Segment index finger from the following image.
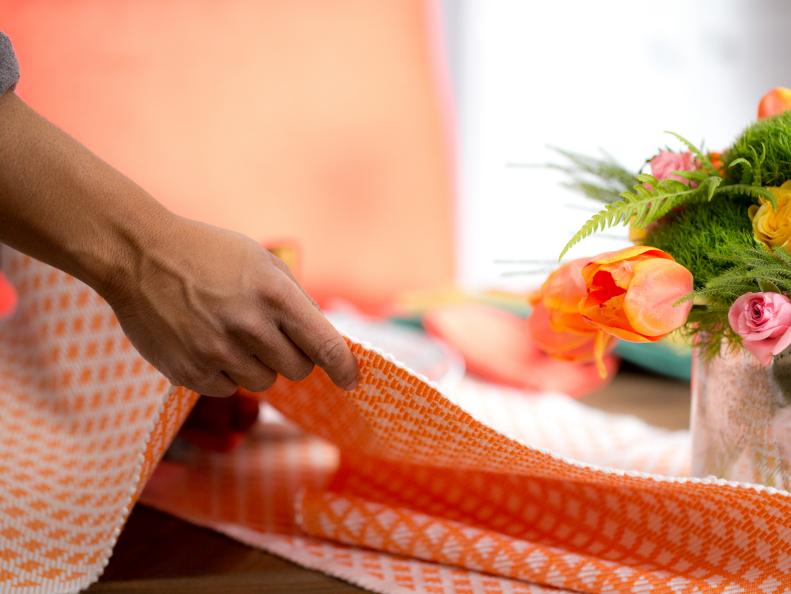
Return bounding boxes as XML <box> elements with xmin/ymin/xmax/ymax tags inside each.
<box><xmin>276</xmin><ymin>283</ymin><xmax>359</xmax><ymax>390</ymax></box>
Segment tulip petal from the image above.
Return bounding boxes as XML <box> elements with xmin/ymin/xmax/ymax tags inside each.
<box><xmin>549</xmin><ymin>310</ymin><xmax>597</xmax><ymax>335</ymax></box>
<box><xmin>542</xmin><ymin>258</ymin><xmax>589</xmax><ymax>313</ymax></box>
<box><xmin>604</xmin><ymin>260</ymin><xmax>636</xmax><ymax>290</ymax></box>
<box><xmin>580</xmin><ymin>288</ymin><xmax>651</xmax><ymax>341</ymax></box>
<box><xmin>528</xmin><ymin>303</ymin><xmax>601</xmax><ymax>361</ymax></box>
<box><xmin>587</xmin><ymin>270</ymin><xmax>627</xmax><ymax>303</ymax></box>
<box><xmin>593</xmin><ymin>330</ymin><xmax>611</xmax><ymax>378</ymax></box>
<box><xmin>757</xmin><ymin>87</ymin><xmax>791</xmax><ymax>120</ymax></box>
<box><xmin>623</xmin><ymin>258</ymin><xmax>693</xmax><ymax>338</ymax></box>
<box><xmin>585</xmin><ymin>321</ymin><xmax>652</xmax><ymax>342</ymax></box>
<box><xmin>582</xmin><ymin>246</ymin><xmax>671</xmax><ymax>281</ymax></box>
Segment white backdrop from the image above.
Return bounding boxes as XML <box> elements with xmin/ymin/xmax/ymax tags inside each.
<box><xmin>445</xmin><ymin>0</ymin><xmax>791</xmax><ymax>291</ymax></box>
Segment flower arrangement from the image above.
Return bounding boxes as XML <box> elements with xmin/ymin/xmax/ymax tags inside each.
<box><xmin>531</xmin><ymin>87</ymin><xmax>791</xmax><ymax>373</ymax></box>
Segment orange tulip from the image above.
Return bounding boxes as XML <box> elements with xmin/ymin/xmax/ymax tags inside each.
<box><xmin>579</xmin><ymin>246</ymin><xmax>693</xmax><ymax>342</ymax></box>
<box><xmin>528</xmin><ymin>259</ymin><xmax>616</xmax><ymax>376</ymax></box>
<box><xmin>757</xmin><ymin>87</ymin><xmax>791</xmax><ymax>120</ymax></box>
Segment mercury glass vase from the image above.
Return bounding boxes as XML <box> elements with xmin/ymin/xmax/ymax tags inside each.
<box><xmin>691</xmin><ymin>346</ymin><xmax>791</xmax><ymax>490</ymax></box>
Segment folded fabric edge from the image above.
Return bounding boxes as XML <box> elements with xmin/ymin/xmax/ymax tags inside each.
<box><xmin>295</xmin><ymin>489</ymin><xmax>734</xmax><ymax>594</ymax></box>
<box><xmin>339</xmin><ymin>335</ymin><xmax>791</xmax><ymax>498</ymax></box>
<box><xmin>72</xmin><ymin>385</ymin><xmax>198</xmax><ymax>594</ymax></box>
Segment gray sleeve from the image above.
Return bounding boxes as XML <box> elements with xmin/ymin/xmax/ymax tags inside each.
<box><xmin>0</xmin><ymin>33</ymin><xmax>20</xmax><ymax>96</ymax></box>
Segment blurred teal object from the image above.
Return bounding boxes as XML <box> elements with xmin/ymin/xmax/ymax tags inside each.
<box><xmin>389</xmin><ymin>314</ymin><xmax>425</xmax><ymax>331</ymax></box>
<box><xmin>614</xmin><ymin>340</ymin><xmax>691</xmax><ymax>381</ymax></box>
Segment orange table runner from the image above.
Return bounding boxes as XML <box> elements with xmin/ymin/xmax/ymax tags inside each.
<box><xmin>0</xmin><ymin>250</ymin><xmax>789</xmax><ymax>593</ymax></box>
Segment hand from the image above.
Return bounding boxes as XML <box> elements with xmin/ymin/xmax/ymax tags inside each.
<box><xmin>0</xmin><ymin>92</ymin><xmax>358</xmax><ymax>395</ymax></box>
<box><xmin>102</xmin><ymin>215</ymin><xmax>358</xmax><ymax>396</ymax></box>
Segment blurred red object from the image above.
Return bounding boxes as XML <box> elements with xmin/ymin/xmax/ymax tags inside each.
<box><xmin>180</xmin><ymin>389</ymin><xmax>261</xmax><ymax>452</ymax></box>
<box><xmin>0</xmin><ymin>273</ymin><xmax>17</xmax><ymax>319</ymax></box>
<box><xmin>424</xmin><ymin>303</ymin><xmax>618</xmax><ymax>397</ymax></box>
<box><xmin>757</xmin><ymin>87</ymin><xmax>791</xmax><ymax>119</ymax></box>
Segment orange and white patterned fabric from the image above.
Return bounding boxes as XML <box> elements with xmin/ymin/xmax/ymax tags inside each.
<box><xmin>0</xmin><ymin>249</ymin><xmax>790</xmax><ymax>593</ymax></box>
<box><xmin>0</xmin><ymin>250</ymin><xmax>197</xmax><ymax>593</ymax></box>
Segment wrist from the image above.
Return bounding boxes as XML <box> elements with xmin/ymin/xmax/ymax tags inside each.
<box><xmin>72</xmin><ymin>193</ymin><xmax>176</xmax><ymax>303</ymax></box>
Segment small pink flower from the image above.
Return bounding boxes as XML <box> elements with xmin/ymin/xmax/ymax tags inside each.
<box><xmin>728</xmin><ymin>292</ymin><xmax>791</xmax><ymax>364</ymax></box>
<box><xmin>650</xmin><ymin>150</ymin><xmax>699</xmax><ymax>185</ymax></box>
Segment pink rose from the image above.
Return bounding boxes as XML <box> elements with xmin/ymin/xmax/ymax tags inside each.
<box><xmin>728</xmin><ymin>292</ymin><xmax>791</xmax><ymax>365</ymax></box>
<box><xmin>650</xmin><ymin>150</ymin><xmax>699</xmax><ymax>185</ymax></box>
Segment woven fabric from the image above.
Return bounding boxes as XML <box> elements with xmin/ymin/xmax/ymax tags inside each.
<box><xmin>140</xmin><ymin>381</ymin><xmax>690</xmax><ymax>594</ymax></box>
<box><xmin>0</xmin><ymin>249</ymin><xmax>789</xmax><ymax>593</ymax></box>
<box><xmin>0</xmin><ymin>250</ymin><xmax>197</xmax><ymax>593</ymax></box>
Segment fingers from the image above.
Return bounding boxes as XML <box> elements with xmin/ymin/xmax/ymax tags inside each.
<box><xmin>276</xmin><ymin>284</ymin><xmax>358</xmax><ymax>390</ymax></box>
<box><xmin>269</xmin><ymin>254</ymin><xmax>319</xmax><ymax>309</ymax></box>
<box><xmin>242</xmin><ymin>327</ymin><xmax>315</xmax><ymax>382</ymax></box>
<box><xmin>192</xmin><ymin>371</ymin><xmax>238</xmax><ymax>398</ymax></box>
<box><xmin>172</xmin><ymin>248</ymin><xmax>356</xmax><ymax>395</ymax></box>
<box><xmin>176</xmin><ymin>349</ymin><xmax>276</xmax><ymax>396</ymax></box>
<box><xmin>221</xmin><ymin>353</ymin><xmax>278</xmax><ymax>393</ymax></box>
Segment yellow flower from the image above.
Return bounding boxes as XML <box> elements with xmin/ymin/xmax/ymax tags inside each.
<box><xmin>749</xmin><ymin>181</ymin><xmax>791</xmax><ymax>249</ymax></box>
<box><xmin>628</xmin><ymin>220</ymin><xmax>647</xmax><ymax>243</ymax></box>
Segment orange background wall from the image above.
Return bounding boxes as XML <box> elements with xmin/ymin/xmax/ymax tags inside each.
<box><xmin>0</xmin><ymin>0</ymin><xmax>455</xmax><ymax>310</ymax></box>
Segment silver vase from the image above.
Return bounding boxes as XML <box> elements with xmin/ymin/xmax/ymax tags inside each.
<box><xmin>691</xmin><ymin>346</ymin><xmax>791</xmax><ymax>489</ymax></box>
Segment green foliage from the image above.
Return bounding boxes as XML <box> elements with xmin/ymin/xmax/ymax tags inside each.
<box><xmin>546</xmin><ymin>147</ymin><xmax>635</xmax><ymax>204</ymax></box>
<box><xmin>714</xmin><ymin>182</ymin><xmax>776</xmax><ymax>207</ymax></box>
<box><xmin>695</xmin><ymin>245</ymin><xmax>791</xmax><ymax>301</ymax></box>
<box><xmin>686</xmin><ymin>245</ymin><xmax>791</xmax><ymax>357</ymax></box>
<box><xmin>643</xmin><ymin>198</ymin><xmax>755</xmax><ymax>289</ymax></box>
<box><xmin>551</xmin><ymin>122</ymin><xmax>791</xmax><ymax>357</ymax></box>
<box><xmin>684</xmin><ymin>304</ymin><xmax>740</xmax><ymax>361</ymax></box>
<box><xmin>725</xmin><ymin>111</ymin><xmax>791</xmax><ymax>187</ymax></box>
<box><xmin>558</xmin><ymin>133</ymin><xmax>775</xmax><ymax>259</ymax></box>
<box><xmin>559</xmin><ymin>173</ymin><xmax>726</xmax><ymax>259</ymax></box>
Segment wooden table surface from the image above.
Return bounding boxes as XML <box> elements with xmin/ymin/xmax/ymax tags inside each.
<box><xmin>87</xmin><ymin>364</ymin><xmax>691</xmax><ymax>594</ymax></box>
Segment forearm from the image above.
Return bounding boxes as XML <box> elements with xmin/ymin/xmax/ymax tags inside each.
<box><xmin>0</xmin><ymin>35</ymin><xmax>358</xmax><ymax>395</ymax></box>
<box><xmin>0</xmin><ymin>91</ymin><xmax>173</xmax><ymax>295</ymax></box>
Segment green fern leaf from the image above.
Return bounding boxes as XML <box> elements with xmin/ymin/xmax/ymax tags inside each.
<box><xmin>546</xmin><ymin>147</ymin><xmax>637</xmax><ymax>205</ymax></box>
<box><xmin>665</xmin><ymin>131</ymin><xmax>718</xmax><ymax>175</ymax></box>
<box><xmin>559</xmin><ymin>179</ymin><xmax>702</xmax><ymax>259</ymax></box>
<box><xmin>758</xmin><ymin>279</ymin><xmax>782</xmax><ymax>293</ymax></box>
<box><xmin>727</xmin><ymin>157</ymin><xmax>753</xmax><ymax>185</ymax></box>
<box><xmin>715</xmin><ymin>184</ymin><xmax>775</xmax><ymax>207</ymax></box>
<box><xmin>705</xmin><ymin>176</ymin><xmax>722</xmax><ymax>201</ymax></box>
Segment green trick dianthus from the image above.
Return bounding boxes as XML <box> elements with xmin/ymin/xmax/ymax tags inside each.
<box><xmin>643</xmin><ymin>197</ymin><xmax>756</xmax><ymax>289</ymax></box>
<box><xmin>725</xmin><ymin>111</ymin><xmax>791</xmax><ymax>187</ymax></box>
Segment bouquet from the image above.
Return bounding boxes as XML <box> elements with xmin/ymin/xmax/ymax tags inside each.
<box><xmin>530</xmin><ymin>88</ymin><xmax>791</xmax><ymax>374</ymax></box>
